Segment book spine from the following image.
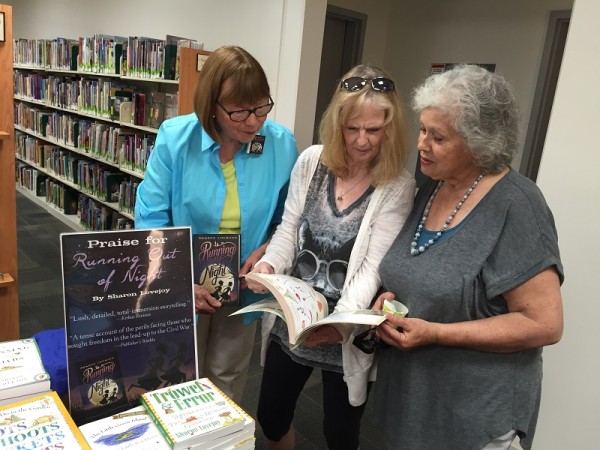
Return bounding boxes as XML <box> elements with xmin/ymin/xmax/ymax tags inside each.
<box><xmin>140</xmin><ymin>396</ymin><xmax>176</xmax><ymax>449</ymax></box>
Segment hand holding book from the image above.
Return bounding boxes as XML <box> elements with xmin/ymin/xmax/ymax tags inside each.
<box><xmin>233</xmin><ymin>273</ymin><xmax>393</xmax><ymax>347</ymax></box>
<box><xmin>245</xmin><ymin>261</ymin><xmax>275</xmax><ymax>294</ymax></box>
<box><xmin>194</xmin><ymin>283</ymin><xmax>222</xmax><ymax>314</ymax></box>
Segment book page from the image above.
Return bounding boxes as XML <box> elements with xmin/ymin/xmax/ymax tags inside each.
<box><xmin>295</xmin><ymin>309</ymin><xmax>386</xmax><ymax>345</ymax></box>
<box><xmin>243</xmin><ymin>273</ymin><xmax>328</xmax><ymax>343</ymax></box>
<box><xmin>229</xmin><ymin>298</ymin><xmax>287</xmax><ymax>321</ymax></box>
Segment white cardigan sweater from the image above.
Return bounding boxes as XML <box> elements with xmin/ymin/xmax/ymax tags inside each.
<box><xmin>259</xmin><ymin>145</ymin><xmax>415</xmax><ymax>406</ymax></box>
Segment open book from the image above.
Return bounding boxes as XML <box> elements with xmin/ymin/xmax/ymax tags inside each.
<box><xmin>232</xmin><ymin>273</ymin><xmax>388</xmax><ymax>346</ymax></box>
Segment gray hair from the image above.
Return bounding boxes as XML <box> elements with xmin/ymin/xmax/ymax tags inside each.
<box><xmin>411</xmin><ymin>64</ymin><xmax>520</xmax><ymax>173</ymax></box>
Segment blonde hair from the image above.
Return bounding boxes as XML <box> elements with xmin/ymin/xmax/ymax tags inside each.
<box><xmin>319</xmin><ymin>65</ymin><xmax>408</xmax><ymax>186</ymax></box>
<box><xmin>193</xmin><ymin>46</ymin><xmax>270</xmax><ymax>143</ymax></box>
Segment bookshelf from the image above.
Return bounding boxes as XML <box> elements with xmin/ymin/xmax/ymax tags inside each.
<box><xmin>13</xmin><ymin>36</ymin><xmax>210</xmax><ymax>231</ymax></box>
<box><xmin>0</xmin><ymin>4</ymin><xmax>19</xmax><ymax>340</ymax></box>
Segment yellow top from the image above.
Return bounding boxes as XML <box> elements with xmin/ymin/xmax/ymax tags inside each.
<box><xmin>220</xmin><ymin>160</ymin><xmax>241</xmax><ymax>234</ymax></box>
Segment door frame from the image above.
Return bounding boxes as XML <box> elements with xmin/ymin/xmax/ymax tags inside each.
<box><xmin>520</xmin><ymin>10</ymin><xmax>571</xmax><ymax>181</ymax></box>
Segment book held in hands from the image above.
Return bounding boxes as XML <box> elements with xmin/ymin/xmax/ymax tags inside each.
<box><xmin>193</xmin><ymin>234</ymin><xmax>241</xmax><ymax>306</ymax></box>
<box><xmin>233</xmin><ymin>273</ymin><xmax>394</xmax><ymax>346</ymax></box>
<box><xmin>0</xmin><ymin>338</ymin><xmax>51</xmax><ymax>405</ymax></box>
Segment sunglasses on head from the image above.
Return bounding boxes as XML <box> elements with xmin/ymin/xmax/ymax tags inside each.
<box><xmin>341</xmin><ymin>77</ymin><xmax>395</xmax><ymax>93</ymax></box>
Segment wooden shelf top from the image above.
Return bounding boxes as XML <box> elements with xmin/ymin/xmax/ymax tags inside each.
<box><xmin>0</xmin><ymin>273</ymin><xmax>15</xmax><ymax>287</ymax></box>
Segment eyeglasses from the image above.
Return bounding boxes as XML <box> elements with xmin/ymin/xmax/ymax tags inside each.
<box><xmin>341</xmin><ymin>77</ymin><xmax>395</xmax><ymax>92</ymax></box>
<box><xmin>352</xmin><ymin>328</ymin><xmax>390</xmax><ymax>354</ymax></box>
<box><xmin>216</xmin><ymin>97</ymin><xmax>274</xmax><ymax>122</ymax></box>
<box><xmin>294</xmin><ymin>249</ymin><xmax>348</xmax><ymax>291</ymax></box>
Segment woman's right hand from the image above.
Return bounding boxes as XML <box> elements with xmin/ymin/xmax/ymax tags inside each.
<box><xmin>194</xmin><ymin>284</ymin><xmax>222</xmax><ymax>314</ymax></box>
<box><xmin>245</xmin><ymin>262</ymin><xmax>275</xmax><ymax>294</ymax></box>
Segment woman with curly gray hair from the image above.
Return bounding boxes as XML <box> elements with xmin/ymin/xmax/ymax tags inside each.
<box><xmin>372</xmin><ymin>64</ymin><xmax>564</xmax><ymax>450</ymax></box>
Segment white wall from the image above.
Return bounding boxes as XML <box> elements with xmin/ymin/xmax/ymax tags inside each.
<box><xmin>4</xmin><ymin>0</ymin><xmax>325</xmax><ymax>151</ymax></box>
<box><xmin>535</xmin><ymin>0</ymin><xmax>600</xmax><ymax>447</ymax></box>
<box><xmin>384</xmin><ymin>0</ymin><xmax>573</xmax><ymax>176</ymax></box>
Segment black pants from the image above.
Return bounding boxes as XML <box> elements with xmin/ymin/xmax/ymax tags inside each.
<box><xmin>257</xmin><ymin>341</ymin><xmax>369</xmax><ymax>450</ymax></box>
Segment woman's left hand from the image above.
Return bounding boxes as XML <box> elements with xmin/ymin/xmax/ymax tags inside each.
<box><xmin>377</xmin><ymin>316</ymin><xmax>437</xmax><ymax>351</ymax></box>
<box><xmin>303</xmin><ymin>326</ymin><xmax>343</xmax><ymax>347</ymax></box>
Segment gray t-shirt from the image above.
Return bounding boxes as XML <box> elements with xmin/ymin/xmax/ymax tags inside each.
<box><xmin>376</xmin><ymin>170</ymin><xmax>563</xmax><ymax>450</ymax></box>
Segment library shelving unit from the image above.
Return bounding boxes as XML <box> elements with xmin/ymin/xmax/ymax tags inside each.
<box><xmin>0</xmin><ymin>4</ymin><xmax>19</xmax><ymax>340</ymax></box>
<box><xmin>12</xmin><ymin>36</ymin><xmax>210</xmax><ymax>231</ymax></box>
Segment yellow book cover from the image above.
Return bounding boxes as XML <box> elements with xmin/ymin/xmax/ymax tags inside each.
<box><xmin>0</xmin><ymin>391</ymin><xmax>90</xmax><ymax>449</ymax></box>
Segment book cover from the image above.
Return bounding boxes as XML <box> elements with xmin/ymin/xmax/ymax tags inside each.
<box><xmin>71</xmin><ymin>352</ymin><xmax>130</xmax><ymax>424</ymax></box>
<box><xmin>148</xmin><ymin>92</ymin><xmax>165</xmax><ymax>129</ymax></box>
<box><xmin>109</xmin><ymin>89</ymin><xmax>134</xmax><ymax>120</ymax></box>
<box><xmin>103</xmin><ymin>172</ymin><xmax>126</xmax><ymax>203</ymax></box>
<box><xmin>0</xmin><ymin>391</ymin><xmax>91</xmax><ymax>449</ymax></box>
<box><xmin>163</xmin><ymin>93</ymin><xmax>178</xmax><ymax>121</ymax></box>
<box><xmin>61</xmin><ymin>227</ymin><xmax>197</xmax><ymax>426</ymax></box>
<box><xmin>79</xmin><ymin>405</ymin><xmax>170</xmax><ymax>449</ymax></box>
<box><xmin>0</xmin><ymin>338</ymin><xmax>50</xmax><ymax>404</ymax></box>
<box><xmin>193</xmin><ymin>234</ymin><xmax>240</xmax><ymax>306</ymax></box>
<box><xmin>139</xmin><ymin>378</ymin><xmax>246</xmax><ymax>449</ymax></box>
<box><xmin>234</xmin><ymin>273</ymin><xmax>397</xmax><ymax>346</ymax></box>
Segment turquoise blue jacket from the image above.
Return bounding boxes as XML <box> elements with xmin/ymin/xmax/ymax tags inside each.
<box><xmin>135</xmin><ymin>113</ymin><xmax>298</xmax><ymax>310</ymax></box>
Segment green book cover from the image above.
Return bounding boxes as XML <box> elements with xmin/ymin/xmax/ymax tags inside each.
<box><xmin>140</xmin><ymin>378</ymin><xmax>246</xmax><ymax>449</ymax></box>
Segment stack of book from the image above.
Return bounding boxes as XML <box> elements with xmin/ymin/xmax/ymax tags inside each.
<box><xmin>0</xmin><ymin>391</ymin><xmax>91</xmax><ymax>449</ymax></box>
<box><xmin>140</xmin><ymin>378</ymin><xmax>255</xmax><ymax>449</ymax></box>
<box><xmin>79</xmin><ymin>405</ymin><xmax>174</xmax><ymax>449</ymax></box>
<box><xmin>0</xmin><ymin>338</ymin><xmax>51</xmax><ymax>405</ymax></box>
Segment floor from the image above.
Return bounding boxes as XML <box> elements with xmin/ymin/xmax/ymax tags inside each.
<box><xmin>16</xmin><ymin>190</ymin><xmax>386</xmax><ymax>449</ymax></box>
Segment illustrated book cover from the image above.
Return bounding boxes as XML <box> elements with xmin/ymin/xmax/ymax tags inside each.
<box><xmin>61</xmin><ymin>227</ymin><xmax>197</xmax><ymax>426</ymax></box>
<box><xmin>233</xmin><ymin>273</ymin><xmax>391</xmax><ymax>346</ymax></box>
<box><xmin>78</xmin><ymin>405</ymin><xmax>171</xmax><ymax>449</ymax></box>
<box><xmin>139</xmin><ymin>378</ymin><xmax>247</xmax><ymax>449</ymax></box>
<box><xmin>193</xmin><ymin>234</ymin><xmax>240</xmax><ymax>306</ymax></box>
<box><xmin>0</xmin><ymin>338</ymin><xmax>51</xmax><ymax>404</ymax></box>
<box><xmin>0</xmin><ymin>391</ymin><xmax>90</xmax><ymax>449</ymax></box>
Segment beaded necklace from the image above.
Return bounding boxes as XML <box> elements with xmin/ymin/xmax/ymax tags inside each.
<box><xmin>410</xmin><ymin>172</ymin><xmax>486</xmax><ymax>256</ymax></box>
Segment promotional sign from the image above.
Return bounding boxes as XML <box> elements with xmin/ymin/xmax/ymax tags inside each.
<box><xmin>61</xmin><ymin>227</ymin><xmax>196</xmax><ymax>425</ymax></box>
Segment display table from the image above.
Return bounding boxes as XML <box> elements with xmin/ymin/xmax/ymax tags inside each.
<box><xmin>33</xmin><ymin>328</ymin><xmax>68</xmax><ymax>398</ymax></box>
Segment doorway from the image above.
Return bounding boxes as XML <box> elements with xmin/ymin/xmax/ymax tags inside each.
<box><xmin>520</xmin><ymin>10</ymin><xmax>570</xmax><ymax>181</ymax></box>
<box><xmin>312</xmin><ymin>5</ymin><xmax>366</xmax><ymax>144</ymax></box>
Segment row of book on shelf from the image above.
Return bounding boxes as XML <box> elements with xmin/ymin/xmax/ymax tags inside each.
<box><xmin>16</xmin><ymin>161</ymin><xmax>136</xmax><ymax>231</ymax></box>
<box><xmin>14</xmin><ymin>70</ymin><xmax>179</xmax><ymax>131</ymax></box>
<box><xmin>0</xmin><ymin>337</ymin><xmax>254</xmax><ymax>449</ymax></box>
<box><xmin>15</xmin><ymin>104</ymin><xmax>156</xmax><ymax>174</ymax></box>
<box><xmin>13</xmin><ymin>34</ymin><xmax>204</xmax><ymax>80</ymax></box>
